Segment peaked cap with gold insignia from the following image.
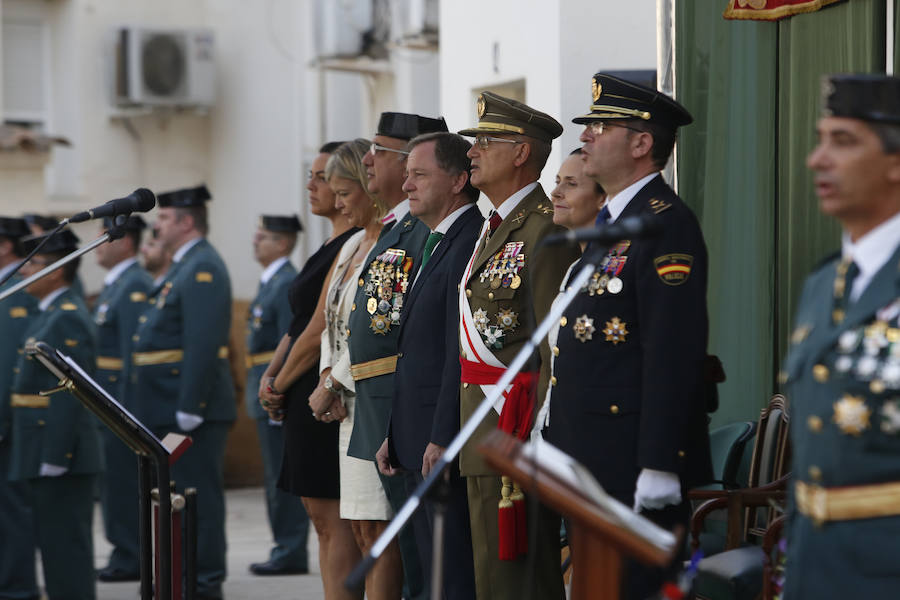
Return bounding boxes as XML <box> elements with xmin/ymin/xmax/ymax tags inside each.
<box><xmin>459</xmin><ymin>91</ymin><xmax>563</xmax><ymax>142</ymax></box>
<box><xmin>573</xmin><ymin>73</ymin><xmax>693</xmax><ymax>130</ymax></box>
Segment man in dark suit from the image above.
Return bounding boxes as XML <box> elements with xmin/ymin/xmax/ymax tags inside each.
<box><xmin>456</xmin><ymin>92</ymin><xmax>580</xmax><ymax>600</ymax></box>
<box><xmin>782</xmin><ymin>74</ymin><xmax>900</xmax><ymax>599</ymax></box>
<box><xmin>347</xmin><ymin>112</ymin><xmax>449</xmax><ymax>600</ymax></box>
<box><xmin>545</xmin><ymin>73</ymin><xmax>712</xmax><ymax>598</ymax></box>
<box><xmin>128</xmin><ymin>185</ymin><xmax>235</xmax><ymax>599</ymax></box>
<box><xmin>245</xmin><ymin>215</ymin><xmax>310</xmax><ymax>576</ymax></box>
<box><xmin>375</xmin><ymin>132</ymin><xmax>482</xmax><ymax>599</ymax></box>
<box><xmin>93</xmin><ymin>215</ymin><xmax>153</xmax><ymax>582</ymax></box>
<box><xmin>9</xmin><ymin>230</ymin><xmax>101</xmax><ymax>600</ymax></box>
<box><xmin>0</xmin><ymin>217</ymin><xmax>39</xmax><ymax>600</ymax></box>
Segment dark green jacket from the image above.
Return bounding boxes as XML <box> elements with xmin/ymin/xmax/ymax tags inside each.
<box><xmin>347</xmin><ymin>213</ymin><xmax>430</xmax><ymax>460</ymax></box>
<box><xmin>245</xmin><ymin>259</ymin><xmax>296</xmax><ymax>419</ymax></box>
<box><xmin>0</xmin><ymin>274</ymin><xmax>36</xmax><ymax>442</ymax></box>
<box><xmin>129</xmin><ymin>238</ymin><xmax>236</xmax><ymax>428</ymax></box>
<box><xmin>8</xmin><ymin>288</ymin><xmax>101</xmax><ymax>479</ymax></box>
<box><xmin>783</xmin><ymin>240</ymin><xmax>900</xmax><ymax>598</ymax></box>
<box><xmin>93</xmin><ymin>260</ymin><xmax>153</xmax><ymax>403</ymax></box>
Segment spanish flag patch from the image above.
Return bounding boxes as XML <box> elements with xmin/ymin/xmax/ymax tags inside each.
<box><xmin>654</xmin><ymin>253</ymin><xmax>693</xmax><ymax>286</ymax></box>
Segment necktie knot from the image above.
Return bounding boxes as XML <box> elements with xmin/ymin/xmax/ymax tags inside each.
<box><xmin>420</xmin><ymin>231</ymin><xmax>444</xmax><ymax>270</ymax></box>
<box><xmin>489</xmin><ymin>211</ymin><xmax>503</xmax><ymax>233</ymax></box>
<box><xmin>596</xmin><ymin>205</ymin><xmax>612</xmax><ymax>225</ymax></box>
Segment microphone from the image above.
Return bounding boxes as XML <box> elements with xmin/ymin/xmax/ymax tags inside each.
<box><xmin>542</xmin><ymin>215</ymin><xmax>663</xmax><ymax>246</ymax></box>
<box><xmin>65</xmin><ymin>188</ymin><xmax>156</xmax><ymax>224</ymax></box>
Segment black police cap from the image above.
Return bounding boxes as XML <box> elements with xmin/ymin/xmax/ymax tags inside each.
<box><xmin>573</xmin><ymin>73</ymin><xmax>693</xmax><ymax>130</ymax></box>
<box><xmin>0</xmin><ymin>217</ymin><xmax>30</xmax><ymax>239</ymax></box>
<box><xmin>102</xmin><ymin>215</ymin><xmax>147</xmax><ymax>232</ymax></box>
<box><xmin>20</xmin><ymin>229</ymin><xmax>80</xmax><ymax>255</ymax></box>
<box><xmin>157</xmin><ymin>184</ymin><xmax>212</xmax><ymax>208</ymax></box>
<box><xmin>376</xmin><ymin>112</ymin><xmax>448</xmax><ymax>141</ymax></box>
<box><xmin>822</xmin><ymin>74</ymin><xmax>900</xmax><ymax>124</ymax></box>
<box><xmin>259</xmin><ymin>214</ymin><xmax>303</xmax><ymax>233</ymax></box>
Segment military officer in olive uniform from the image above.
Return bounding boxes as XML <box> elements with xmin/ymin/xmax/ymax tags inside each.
<box><xmin>347</xmin><ymin>112</ymin><xmax>449</xmax><ymax>600</ymax></box>
<box><xmin>543</xmin><ymin>74</ymin><xmax>712</xmax><ymax>599</ymax></box>
<box><xmin>456</xmin><ymin>92</ymin><xmax>580</xmax><ymax>600</ymax></box>
<box><xmin>245</xmin><ymin>215</ymin><xmax>310</xmax><ymax>576</ymax></box>
<box><xmin>128</xmin><ymin>185</ymin><xmax>235</xmax><ymax>599</ymax></box>
<box><xmin>0</xmin><ymin>217</ymin><xmax>39</xmax><ymax>600</ymax></box>
<box><xmin>782</xmin><ymin>74</ymin><xmax>900</xmax><ymax>598</ymax></box>
<box><xmin>93</xmin><ymin>215</ymin><xmax>153</xmax><ymax>582</ymax></box>
<box><xmin>9</xmin><ymin>229</ymin><xmax>101</xmax><ymax>600</ymax></box>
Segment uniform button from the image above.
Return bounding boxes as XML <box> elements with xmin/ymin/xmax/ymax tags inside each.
<box><xmin>807</xmin><ymin>415</ymin><xmax>823</xmax><ymax>432</ymax></box>
<box><xmin>610</xmin><ymin>404</ymin><xmax>619</xmax><ymax>414</ymax></box>
<box><xmin>777</xmin><ymin>370</ymin><xmax>788</xmax><ymax>385</ymax></box>
<box><xmin>488</xmin><ymin>292</ymin><xmax>494</xmax><ymax>301</ymax></box>
<box><xmin>552</xmin><ymin>346</ymin><xmax>559</xmax><ymax>357</ymax></box>
<box><xmin>171</xmin><ymin>369</ymin><xmax>179</xmax><ymax>375</ymax></box>
<box><xmin>813</xmin><ymin>364</ymin><xmax>829</xmax><ymax>382</ymax></box>
<box><xmin>871</xmin><ymin>379</ymin><xmax>887</xmax><ymax>394</ymax></box>
<box><xmin>550</xmin><ymin>376</ymin><xmax>557</xmax><ymax>386</ymax></box>
<box><xmin>466</xmin><ymin>289</ymin><xmax>472</xmax><ymax>298</ymax></box>
<box><xmin>461</xmin><ymin>350</ymin><xmax>467</xmax><ymax>359</ymax></box>
<box><xmin>463</xmin><ymin>382</ymin><xmax>469</xmax><ymax>389</ymax></box>
<box><xmin>200</xmin><ymin>402</ymin><xmax>207</xmax><ymax>408</ymax></box>
<box><xmin>678</xmin><ymin>450</ymin><xmax>686</xmax><ymax>458</ymax></box>
<box><xmin>457</xmin><ymin>284</ymin><xmax>461</xmax><ymax>292</ymax></box>
<box><xmin>346</xmin><ymin>328</ymin><xmax>351</xmax><ymax>337</ymax></box>
<box><xmin>808</xmin><ymin>465</ymin><xmax>823</xmax><ymax>481</ymax></box>
<box><xmin>139</xmin><ymin>315</ymin><xmax>148</xmax><ymax>323</ymax></box>
<box><xmin>398</xmin><ymin>352</ymin><xmax>403</xmax><ymax>358</ymax></box>
<box><xmin>65</xmin><ymin>453</ymin><xmax>73</xmax><ymax>459</ymax></box>
<box><xmin>351</xmin><ymin>303</ymin><xmax>356</xmax><ymax>311</ymax></box>
<box><xmin>37</xmin><ymin>420</ymin><xmax>45</xmax><ymax>426</ymax></box>
<box><xmin>132</xmin><ymin>335</ymin><xmax>140</xmax><ymax>342</ymax></box>
<box><xmin>560</xmin><ymin>316</ymin><xmax>567</xmax><ymax>327</ymax></box>
<box><xmin>358</xmin><ymin>278</ymin><xmax>364</xmax><ymax>287</ymax></box>
<box><xmin>109</xmin><ymin>375</ymin><xmax>117</xmax><ymax>382</ymax></box>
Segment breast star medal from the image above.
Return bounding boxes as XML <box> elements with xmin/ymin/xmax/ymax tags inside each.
<box><xmin>603</xmin><ymin>317</ymin><xmax>628</xmax><ymax>345</ymax></box>
<box><xmin>497</xmin><ymin>309</ymin><xmax>519</xmax><ymax>332</ymax></box>
<box><xmin>370</xmin><ymin>313</ymin><xmax>391</xmax><ymax>335</ymax></box>
<box><xmin>483</xmin><ymin>326</ymin><xmax>505</xmax><ymax>350</ymax></box>
<box><xmin>573</xmin><ymin>315</ymin><xmax>595</xmax><ymax>343</ymax></box>
<box><xmin>832</xmin><ymin>394</ymin><xmax>871</xmax><ymax>436</ymax></box>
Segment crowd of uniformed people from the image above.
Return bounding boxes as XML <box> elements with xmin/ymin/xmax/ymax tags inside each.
<box><xmin>2</xmin><ymin>70</ymin><xmax>900</xmax><ymax>600</ymax></box>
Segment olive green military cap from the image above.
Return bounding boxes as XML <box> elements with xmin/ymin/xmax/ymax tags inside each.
<box><xmin>458</xmin><ymin>91</ymin><xmax>563</xmax><ymax>142</ymax></box>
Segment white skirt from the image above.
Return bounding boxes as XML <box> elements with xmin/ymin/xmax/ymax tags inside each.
<box><xmin>338</xmin><ymin>393</ymin><xmax>393</xmax><ymax>520</ymax></box>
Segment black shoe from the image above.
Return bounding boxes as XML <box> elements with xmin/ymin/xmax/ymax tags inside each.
<box><xmin>248</xmin><ymin>560</ymin><xmax>308</xmax><ymax>576</ymax></box>
<box><xmin>96</xmin><ymin>565</ymin><xmax>140</xmax><ymax>582</ymax></box>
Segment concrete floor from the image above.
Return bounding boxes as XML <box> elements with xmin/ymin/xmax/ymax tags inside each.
<box><xmin>86</xmin><ymin>487</ymin><xmax>326</xmax><ymax>600</ymax></box>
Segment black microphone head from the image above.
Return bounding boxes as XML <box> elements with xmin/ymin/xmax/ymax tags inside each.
<box><xmin>132</xmin><ymin>188</ymin><xmax>156</xmax><ymax>212</ymax></box>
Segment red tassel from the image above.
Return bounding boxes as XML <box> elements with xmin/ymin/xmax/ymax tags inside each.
<box><xmin>511</xmin><ymin>483</ymin><xmax>527</xmax><ymax>557</ymax></box>
<box><xmin>498</xmin><ymin>476</ymin><xmax>517</xmax><ymax>560</ymax></box>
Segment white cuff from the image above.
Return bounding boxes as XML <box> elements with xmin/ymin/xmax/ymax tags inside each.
<box><xmin>39</xmin><ymin>462</ymin><xmax>68</xmax><ymax>477</ymax></box>
<box><xmin>633</xmin><ymin>468</ymin><xmax>681</xmax><ymax>512</ymax></box>
<box><xmin>176</xmin><ymin>411</ymin><xmax>204</xmax><ymax>432</ymax></box>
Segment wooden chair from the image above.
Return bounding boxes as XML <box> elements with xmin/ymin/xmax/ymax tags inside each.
<box><xmin>690</xmin><ymin>394</ymin><xmax>791</xmax><ymax>600</ymax></box>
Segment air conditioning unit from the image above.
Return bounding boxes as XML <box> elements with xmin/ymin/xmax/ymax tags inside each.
<box><xmin>113</xmin><ymin>26</ymin><xmax>215</xmax><ymax>107</ymax></box>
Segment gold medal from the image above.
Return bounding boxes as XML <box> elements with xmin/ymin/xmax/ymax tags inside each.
<box><xmin>603</xmin><ymin>317</ymin><xmax>628</xmax><ymax>345</ymax></box>
<box><xmin>510</xmin><ymin>275</ymin><xmax>521</xmax><ymax>290</ymax></box>
<box><xmin>367</xmin><ymin>297</ymin><xmax>378</xmax><ymax>314</ymax></box>
<box><xmin>370</xmin><ymin>314</ymin><xmax>391</xmax><ymax>335</ymax></box>
<box><xmin>491</xmin><ymin>278</ymin><xmax>501</xmax><ymax>290</ymax></box>
<box><xmin>832</xmin><ymin>394</ymin><xmax>871</xmax><ymax>435</ymax></box>
<box><xmin>573</xmin><ymin>315</ymin><xmax>595</xmax><ymax>343</ymax></box>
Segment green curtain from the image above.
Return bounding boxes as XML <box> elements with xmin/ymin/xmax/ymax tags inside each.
<box><xmin>676</xmin><ymin>6</ymin><xmax>778</xmax><ymax>427</ymax></box>
<box><xmin>775</xmin><ymin>1</ymin><xmax>886</xmax><ymax>362</ymax></box>
<box><xmin>676</xmin><ymin>0</ymin><xmax>886</xmax><ymax>427</ymax></box>
<box><xmin>896</xmin><ymin>0</ymin><xmax>900</xmax><ymax>69</ymax></box>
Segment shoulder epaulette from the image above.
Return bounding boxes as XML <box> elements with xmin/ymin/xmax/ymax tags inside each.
<box><xmin>60</xmin><ymin>302</ymin><xmax>78</xmax><ymax>311</ymax></box>
<box><xmin>648</xmin><ymin>197</ymin><xmax>672</xmax><ymax>215</ymax></box>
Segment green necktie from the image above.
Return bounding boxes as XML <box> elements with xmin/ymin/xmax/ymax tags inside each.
<box><xmin>420</xmin><ymin>231</ymin><xmax>444</xmax><ymax>270</ymax></box>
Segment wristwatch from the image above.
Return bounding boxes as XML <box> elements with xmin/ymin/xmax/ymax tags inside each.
<box><xmin>324</xmin><ymin>374</ymin><xmax>338</xmax><ymax>394</ymax></box>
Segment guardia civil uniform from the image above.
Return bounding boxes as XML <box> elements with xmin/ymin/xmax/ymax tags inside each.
<box><xmin>94</xmin><ymin>216</ymin><xmax>153</xmax><ymax>581</ymax></box>
<box><xmin>8</xmin><ymin>230</ymin><xmax>101</xmax><ymax>600</ymax></box>
<box><xmin>456</xmin><ymin>93</ymin><xmax>581</xmax><ymax>600</ymax></box>
<box><xmin>346</xmin><ymin>112</ymin><xmax>449</xmax><ymax>600</ymax></box>
<box><xmin>0</xmin><ymin>217</ymin><xmax>39</xmax><ymax>600</ymax></box>
<box><xmin>128</xmin><ymin>185</ymin><xmax>236</xmax><ymax>598</ymax></box>
<box><xmin>782</xmin><ymin>74</ymin><xmax>900</xmax><ymax>599</ymax></box>
<box><xmin>245</xmin><ymin>215</ymin><xmax>309</xmax><ymax>575</ymax></box>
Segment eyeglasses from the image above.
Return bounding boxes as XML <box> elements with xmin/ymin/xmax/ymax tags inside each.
<box><xmin>586</xmin><ymin>121</ymin><xmax>645</xmax><ymax>136</ymax></box>
<box><xmin>370</xmin><ymin>143</ymin><xmax>410</xmax><ymax>157</ymax></box>
<box><xmin>474</xmin><ymin>135</ymin><xmax>523</xmax><ymax>150</ymax></box>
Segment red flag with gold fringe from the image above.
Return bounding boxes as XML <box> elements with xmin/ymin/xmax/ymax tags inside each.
<box><xmin>724</xmin><ymin>0</ymin><xmax>842</xmax><ymax>21</ymax></box>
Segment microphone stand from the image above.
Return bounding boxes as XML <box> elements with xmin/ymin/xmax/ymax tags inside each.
<box><xmin>0</xmin><ymin>223</ymin><xmax>128</xmax><ymax>302</ymax></box>
<box><xmin>345</xmin><ymin>242</ymin><xmax>612</xmax><ymax>592</ymax></box>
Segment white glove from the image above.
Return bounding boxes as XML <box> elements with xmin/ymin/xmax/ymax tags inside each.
<box><xmin>176</xmin><ymin>411</ymin><xmax>204</xmax><ymax>432</ymax></box>
<box><xmin>39</xmin><ymin>462</ymin><xmax>68</xmax><ymax>477</ymax></box>
<box><xmin>633</xmin><ymin>468</ymin><xmax>681</xmax><ymax>512</ymax></box>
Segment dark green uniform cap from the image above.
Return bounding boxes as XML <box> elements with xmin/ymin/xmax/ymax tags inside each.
<box><xmin>157</xmin><ymin>184</ymin><xmax>211</xmax><ymax>208</ymax></box>
<box><xmin>0</xmin><ymin>217</ymin><xmax>30</xmax><ymax>239</ymax></box>
<box><xmin>23</xmin><ymin>213</ymin><xmax>60</xmax><ymax>232</ymax></box>
<box><xmin>102</xmin><ymin>215</ymin><xmax>147</xmax><ymax>232</ymax></box>
<box><xmin>259</xmin><ymin>214</ymin><xmax>303</xmax><ymax>233</ymax></box>
<box><xmin>20</xmin><ymin>229</ymin><xmax>80</xmax><ymax>255</ymax></box>
<box><xmin>822</xmin><ymin>74</ymin><xmax>900</xmax><ymax>124</ymax></box>
<box><xmin>573</xmin><ymin>73</ymin><xmax>692</xmax><ymax>129</ymax></box>
<box><xmin>377</xmin><ymin>112</ymin><xmax>448</xmax><ymax>141</ymax></box>
<box><xmin>458</xmin><ymin>91</ymin><xmax>563</xmax><ymax>142</ymax></box>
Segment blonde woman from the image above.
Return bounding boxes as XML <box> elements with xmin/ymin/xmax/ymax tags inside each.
<box><xmin>311</xmin><ymin>139</ymin><xmax>403</xmax><ymax>599</ymax></box>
